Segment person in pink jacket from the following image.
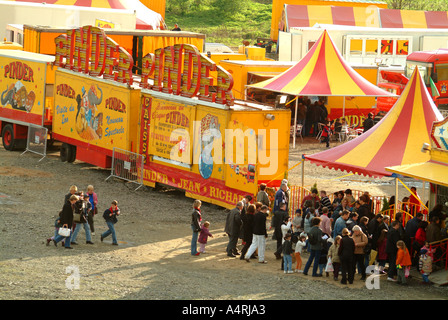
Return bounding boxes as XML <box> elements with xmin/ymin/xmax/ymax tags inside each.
<box><xmin>198</xmin><ymin>221</ymin><xmax>213</xmax><ymax>253</ymax></box>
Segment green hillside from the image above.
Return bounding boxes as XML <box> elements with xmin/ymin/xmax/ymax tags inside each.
<box><xmin>165</xmin><ymin>0</ymin><xmax>273</xmax><ymax>47</ymax></box>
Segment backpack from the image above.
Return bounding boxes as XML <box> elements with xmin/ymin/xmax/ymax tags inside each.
<box><xmin>308</xmin><ymin>231</ymin><xmax>318</xmax><ymax>245</ymax></box>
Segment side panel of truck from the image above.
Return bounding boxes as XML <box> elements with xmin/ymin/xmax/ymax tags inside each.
<box><xmin>53</xmin><ymin>69</ymin><xmax>140</xmax><ymax>167</ymax></box>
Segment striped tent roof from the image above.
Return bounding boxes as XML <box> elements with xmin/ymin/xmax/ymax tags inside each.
<box><xmin>304</xmin><ymin>67</ymin><xmax>444</xmax><ymax>178</ymax></box>
<box><xmin>282</xmin><ymin>4</ymin><xmax>448</xmax><ymax>30</ymax></box>
<box><xmin>247</xmin><ymin>30</ymin><xmax>394</xmax><ymax>97</ymax></box>
<box><xmin>6</xmin><ymin>0</ymin><xmax>164</xmax><ymax>30</ymax></box>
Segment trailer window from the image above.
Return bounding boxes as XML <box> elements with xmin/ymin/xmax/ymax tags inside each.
<box><xmin>349</xmin><ymin>39</ymin><xmax>362</xmax><ymax>55</ymax></box>
<box><xmin>436</xmin><ymin>63</ymin><xmax>448</xmax><ymax>82</ymax></box>
<box><xmin>396</xmin><ymin>40</ymin><xmax>409</xmax><ymax>55</ymax></box>
<box><xmin>406</xmin><ymin>61</ymin><xmax>432</xmax><ymax>85</ymax></box>
<box><xmin>365</xmin><ymin>39</ymin><xmax>378</xmax><ymax>55</ymax></box>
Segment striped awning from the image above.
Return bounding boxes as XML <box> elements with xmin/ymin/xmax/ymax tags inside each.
<box><xmin>246</xmin><ymin>30</ymin><xmax>394</xmax><ymax>97</ymax></box>
<box><xmin>305</xmin><ymin>67</ymin><xmax>444</xmax><ymax>178</ymax></box>
<box><xmin>283</xmin><ymin>4</ymin><xmax>448</xmax><ymax>30</ymax></box>
<box><xmin>5</xmin><ymin>0</ymin><xmax>165</xmax><ymax>30</ymax></box>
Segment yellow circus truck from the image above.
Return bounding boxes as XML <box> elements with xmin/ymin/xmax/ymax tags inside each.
<box><xmin>0</xmin><ymin>49</ymin><xmax>55</xmax><ymax>150</ymax></box>
<box><xmin>139</xmin><ymin>91</ymin><xmax>290</xmax><ymax>208</ymax></box>
<box><xmin>45</xmin><ymin>25</ymin><xmax>290</xmax><ymax>208</ymax></box>
<box><xmin>52</xmin><ymin>69</ymin><xmax>141</xmax><ymax>167</ymax></box>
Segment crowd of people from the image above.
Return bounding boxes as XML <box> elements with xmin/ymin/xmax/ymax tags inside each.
<box><xmin>46</xmin><ymin>185</ymin><xmax>121</xmax><ymax>249</ymax></box>
<box><xmin>190</xmin><ymin>181</ymin><xmax>447</xmax><ymax>286</ymax></box>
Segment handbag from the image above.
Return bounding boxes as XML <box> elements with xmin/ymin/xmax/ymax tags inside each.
<box><xmin>58</xmin><ymin>227</ymin><xmax>71</xmax><ymax>237</ymax></box>
<box><xmin>73</xmin><ymin>213</ymin><xmax>82</xmax><ymax>223</ymax></box>
<box><xmin>325</xmin><ymin>257</ymin><xmax>334</xmax><ymax>272</ymax></box>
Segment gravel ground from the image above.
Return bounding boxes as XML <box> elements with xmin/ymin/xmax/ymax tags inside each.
<box><xmin>0</xmin><ymin>138</ymin><xmax>447</xmax><ymax>301</ymax></box>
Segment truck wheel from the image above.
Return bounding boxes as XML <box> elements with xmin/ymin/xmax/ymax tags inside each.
<box><xmin>68</xmin><ymin>145</ymin><xmax>77</xmax><ymax>163</ymax></box>
<box><xmin>60</xmin><ymin>143</ymin><xmax>70</xmax><ymax>162</ymax></box>
<box><xmin>2</xmin><ymin>124</ymin><xmax>15</xmax><ymax>151</ymax></box>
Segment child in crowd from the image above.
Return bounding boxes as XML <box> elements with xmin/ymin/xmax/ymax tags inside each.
<box><xmin>376</xmin><ymin>229</ymin><xmax>388</xmax><ymax>274</ymax></box>
<box><xmin>318</xmin><ymin>234</ymin><xmax>330</xmax><ymax>276</ymax></box>
<box><xmin>320</xmin><ymin>121</ymin><xmax>332</xmax><ymax>148</ymax></box>
<box><xmin>282</xmin><ymin>233</ymin><xmax>294</xmax><ymax>274</ymax></box>
<box><xmin>327</xmin><ymin>235</ymin><xmax>341</xmax><ymax>281</ymax></box>
<box><xmin>295</xmin><ymin>235</ymin><xmax>307</xmax><ymax>273</ymax></box>
<box><xmin>198</xmin><ymin>221</ymin><xmax>213</xmax><ymax>254</ymax></box>
<box><xmin>396</xmin><ymin>240</ymin><xmax>412</xmax><ymax>285</ymax></box>
<box><xmin>419</xmin><ymin>248</ymin><xmax>433</xmax><ymax>284</ymax></box>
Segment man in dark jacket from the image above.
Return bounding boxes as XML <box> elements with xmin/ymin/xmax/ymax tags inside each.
<box><xmin>244</xmin><ymin>205</ymin><xmax>269</xmax><ymax>263</ymax></box>
<box><xmin>338</xmin><ymin>228</ymin><xmax>355</xmax><ymax>284</ymax></box>
<box><xmin>225</xmin><ymin>202</ymin><xmax>243</xmax><ymax>257</ymax></box>
<box><xmin>52</xmin><ymin>195</ymin><xmax>78</xmax><ymax>249</ymax></box>
<box><xmin>101</xmin><ymin>200</ymin><xmax>120</xmax><ymax>245</ymax></box>
<box><xmin>303</xmin><ymin>217</ymin><xmax>323</xmax><ymax>277</ymax></box>
<box><xmin>405</xmin><ymin>212</ymin><xmax>423</xmax><ymax>240</ymax></box>
<box><xmin>363</xmin><ymin>112</ymin><xmax>374</xmax><ymax>132</ymax></box>
<box><xmin>357</xmin><ymin>195</ymin><xmax>372</xmax><ymax>220</ymax></box>
<box><xmin>272</xmin><ymin>203</ymin><xmax>289</xmax><ymax>259</ymax></box>
<box><xmin>386</xmin><ymin>220</ymin><xmax>401</xmax><ymax>281</ymax></box>
<box><xmin>368</xmin><ymin>213</ymin><xmax>383</xmax><ymax>250</ymax></box>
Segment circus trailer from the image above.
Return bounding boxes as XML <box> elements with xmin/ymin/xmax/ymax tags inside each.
<box><xmin>137</xmin><ymin>45</ymin><xmax>291</xmax><ymax>208</ymax></box>
<box><xmin>52</xmin><ymin>69</ymin><xmax>141</xmax><ymax>167</ymax></box>
<box><xmin>0</xmin><ymin>49</ymin><xmax>56</xmax><ymax>150</ymax></box>
<box><xmin>139</xmin><ymin>91</ymin><xmax>291</xmax><ymax>209</ymax></box>
<box><xmin>51</xmin><ymin>26</ymin><xmax>141</xmax><ymax>167</ymax></box>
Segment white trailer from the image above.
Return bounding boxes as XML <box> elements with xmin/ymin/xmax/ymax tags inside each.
<box><xmin>279</xmin><ymin>24</ymin><xmax>448</xmax><ymax>68</ymax></box>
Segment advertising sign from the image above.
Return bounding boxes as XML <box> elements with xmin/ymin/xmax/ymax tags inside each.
<box><xmin>0</xmin><ymin>54</ymin><xmax>48</xmax><ymax>125</ymax></box>
<box><xmin>53</xmin><ymin>69</ymin><xmax>134</xmax><ymax>152</ymax></box>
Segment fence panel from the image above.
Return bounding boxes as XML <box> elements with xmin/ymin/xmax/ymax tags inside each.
<box><xmin>21</xmin><ymin>125</ymin><xmax>48</xmax><ymax>161</ymax></box>
<box><xmin>106</xmin><ymin>147</ymin><xmax>144</xmax><ymax>190</ymax></box>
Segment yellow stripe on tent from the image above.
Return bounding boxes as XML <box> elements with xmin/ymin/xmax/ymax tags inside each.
<box><xmin>307</xmin><ymin>5</ymin><xmax>333</xmax><ymax>27</ymax></box>
<box><xmin>401</xmin><ymin>10</ymin><xmax>427</xmax><ymax>28</ymax></box>
<box><xmin>324</xmin><ymin>35</ymin><xmax>365</xmax><ymax>96</ymax></box>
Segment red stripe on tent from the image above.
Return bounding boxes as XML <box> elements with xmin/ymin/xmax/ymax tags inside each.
<box><xmin>286</xmin><ymin>4</ymin><xmax>310</xmax><ymax>28</ymax></box>
<box><xmin>331</xmin><ymin>6</ymin><xmax>356</xmax><ymax>26</ymax></box>
<box><xmin>425</xmin><ymin>11</ymin><xmax>448</xmax><ymax>29</ymax></box>
<box><xmin>300</xmin><ymin>34</ymin><xmax>331</xmax><ymax>94</ymax></box>
<box><xmin>379</xmin><ymin>9</ymin><xmax>403</xmax><ymax>28</ymax></box>
<box><xmin>107</xmin><ymin>0</ymin><xmax>125</xmax><ymax>9</ymax></box>
<box><xmin>74</xmin><ymin>0</ymin><xmax>92</xmax><ymax>7</ymax></box>
<box><xmin>136</xmin><ymin>18</ymin><xmax>153</xmax><ymax>30</ymax></box>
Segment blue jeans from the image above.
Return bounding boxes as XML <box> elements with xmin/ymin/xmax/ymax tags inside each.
<box><xmin>283</xmin><ymin>254</ymin><xmax>292</xmax><ymax>272</ymax></box>
<box><xmin>71</xmin><ymin>222</ymin><xmax>92</xmax><ymax>242</ymax></box>
<box><xmin>102</xmin><ymin>221</ymin><xmax>117</xmax><ymax>244</ymax></box>
<box><xmin>304</xmin><ymin>249</ymin><xmax>321</xmax><ymax>276</ymax></box>
<box><xmin>422</xmin><ymin>274</ymin><xmax>429</xmax><ymax>283</ymax></box>
<box><xmin>191</xmin><ymin>225</ymin><xmax>199</xmax><ymax>255</ymax></box>
<box><xmin>54</xmin><ymin>230</ymin><xmax>72</xmax><ymax>248</ymax></box>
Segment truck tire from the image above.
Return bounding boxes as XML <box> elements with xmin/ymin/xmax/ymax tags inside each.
<box><xmin>60</xmin><ymin>143</ymin><xmax>70</xmax><ymax>162</ymax></box>
<box><xmin>2</xmin><ymin>124</ymin><xmax>15</xmax><ymax>151</ymax></box>
<box><xmin>68</xmin><ymin>144</ymin><xmax>77</xmax><ymax>163</ymax></box>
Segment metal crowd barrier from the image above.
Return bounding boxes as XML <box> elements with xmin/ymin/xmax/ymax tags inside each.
<box><xmin>106</xmin><ymin>147</ymin><xmax>144</xmax><ymax>191</ymax></box>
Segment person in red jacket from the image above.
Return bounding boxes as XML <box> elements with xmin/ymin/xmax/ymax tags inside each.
<box><xmin>396</xmin><ymin>240</ymin><xmax>412</xmax><ymax>285</ymax></box>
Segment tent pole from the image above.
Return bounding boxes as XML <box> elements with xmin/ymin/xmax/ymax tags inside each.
<box><xmin>293</xmin><ymin>97</ymin><xmax>298</xmax><ymax>148</ymax></box>
<box><xmin>343</xmin><ymin>96</ymin><xmax>346</xmax><ymax>119</ymax></box>
<box><xmin>301</xmin><ymin>157</ymin><xmax>305</xmax><ymax>205</ymax></box>
<box><xmin>394</xmin><ymin>177</ymin><xmax>398</xmax><ymax>220</ymax></box>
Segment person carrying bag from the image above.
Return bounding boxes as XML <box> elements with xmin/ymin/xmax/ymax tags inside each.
<box><xmin>51</xmin><ymin>195</ymin><xmax>79</xmax><ymax>249</ymax></box>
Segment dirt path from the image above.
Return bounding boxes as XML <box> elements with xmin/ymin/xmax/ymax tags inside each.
<box><xmin>0</xmin><ymin>139</ymin><xmax>447</xmax><ymax>301</ymax></box>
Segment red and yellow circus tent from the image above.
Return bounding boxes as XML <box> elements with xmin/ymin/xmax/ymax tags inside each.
<box><xmin>5</xmin><ymin>0</ymin><xmax>165</xmax><ymax>30</ymax></box>
<box><xmin>247</xmin><ymin>29</ymin><xmax>392</xmax><ymax>97</ymax></box>
<box><xmin>305</xmin><ymin>67</ymin><xmax>444</xmax><ymax>178</ymax></box>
